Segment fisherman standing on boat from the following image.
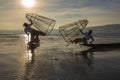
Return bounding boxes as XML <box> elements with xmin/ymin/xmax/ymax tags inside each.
<box><xmin>72</xmin><ymin>30</ymin><xmax>94</xmax><ymax>45</ymax></box>
<box><xmin>23</xmin><ymin>19</ymin><xmax>46</xmax><ymax>46</ymax></box>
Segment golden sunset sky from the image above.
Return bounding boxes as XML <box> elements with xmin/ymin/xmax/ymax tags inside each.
<box><xmin>0</xmin><ymin>0</ymin><xmax>120</xmax><ymax>30</ymax></box>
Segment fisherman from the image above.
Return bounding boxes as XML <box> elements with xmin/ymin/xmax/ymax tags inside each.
<box><xmin>23</xmin><ymin>19</ymin><xmax>46</xmax><ymax>45</ymax></box>
<box><xmin>71</xmin><ymin>29</ymin><xmax>94</xmax><ymax>45</ymax></box>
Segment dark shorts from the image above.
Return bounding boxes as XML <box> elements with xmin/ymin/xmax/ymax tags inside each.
<box><xmin>72</xmin><ymin>38</ymin><xmax>87</xmax><ymax>44</ymax></box>
<box><xmin>31</xmin><ymin>29</ymin><xmax>46</xmax><ymax>36</ymax></box>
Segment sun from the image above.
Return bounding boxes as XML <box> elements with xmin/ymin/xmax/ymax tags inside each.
<box><xmin>22</xmin><ymin>0</ymin><xmax>35</xmax><ymax>8</ymax></box>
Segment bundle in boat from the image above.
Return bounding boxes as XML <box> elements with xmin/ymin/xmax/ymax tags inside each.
<box><xmin>59</xmin><ymin>19</ymin><xmax>88</xmax><ymax>43</ymax></box>
<box><xmin>26</xmin><ymin>13</ymin><xmax>56</xmax><ymax>35</ymax></box>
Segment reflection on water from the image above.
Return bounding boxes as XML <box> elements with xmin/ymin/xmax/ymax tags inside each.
<box><xmin>0</xmin><ymin>34</ymin><xmax>120</xmax><ymax>80</ymax></box>
<box><xmin>23</xmin><ymin>34</ymin><xmax>37</xmax><ymax>80</ymax></box>
<box><xmin>23</xmin><ymin>46</ymin><xmax>36</xmax><ymax>80</ymax></box>
<box><xmin>23</xmin><ymin>47</ymin><xmax>95</xmax><ymax>80</ymax></box>
<box><xmin>79</xmin><ymin>50</ymin><xmax>94</xmax><ymax>67</ymax></box>
<box><xmin>21</xmin><ymin>35</ymin><xmax>120</xmax><ymax>80</ymax></box>
<box><xmin>50</xmin><ymin>50</ymin><xmax>94</xmax><ymax>80</ymax></box>
<box><xmin>22</xmin><ymin>43</ymin><xmax>120</xmax><ymax>80</ymax></box>
<box><xmin>23</xmin><ymin>34</ymin><xmax>31</xmax><ymax>43</ymax></box>
<box><xmin>27</xmin><ymin>50</ymin><xmax>35</xmax><ymax>61</ymax></box>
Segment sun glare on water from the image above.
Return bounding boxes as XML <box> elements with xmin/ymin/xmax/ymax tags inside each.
<box><xmin>22</xmin><ymin>0</ymin><xmax>35</xmax><ymax>8</ymax></box>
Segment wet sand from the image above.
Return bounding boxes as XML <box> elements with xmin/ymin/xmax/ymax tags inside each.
<box><xmin>0</xmin><ymin>34</ymin><xmax>120</xmax><ymax>80</ymax></box>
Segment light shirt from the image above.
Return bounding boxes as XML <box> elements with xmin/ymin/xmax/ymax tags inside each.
<box><xmin>24</xmin><ymin>24</ymin><xmax>33</xmax><ymax>33</ymax></box>
<box><xmin>83</xmin><ymin>32</ymin><xmax>93</xmax><ymax>40</ymax></box>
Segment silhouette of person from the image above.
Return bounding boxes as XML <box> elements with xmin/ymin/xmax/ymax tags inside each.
<box><xmin>23</xmin><ymin>19</ymin><xmax>46</xmax><ymax>46</ymax></box>
<box><xmin>71</xmin><ymin>30</ymin><xmax>94</xmax><ymax>45</ymax></box>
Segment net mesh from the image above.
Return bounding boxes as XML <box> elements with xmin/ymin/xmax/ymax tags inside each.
<box><xmin>26</xmin><ymin>13</ymin><xmax>56</xmax><ymax>35</ymax></box>
<box><xmin>59</xmin><ymin>19</ymin><xmax>88</xmax><ymax>43</ymax></box>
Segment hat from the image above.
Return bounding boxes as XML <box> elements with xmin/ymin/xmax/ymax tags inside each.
<box><xmin>89</xmin><ymin>29</ymin><xmax>93</xmax><ymax>33</ymax></box>
<box><xmin>23</xmin><ymin>23</ymin><xmax>27</xmax><ymax>26</ymax></box>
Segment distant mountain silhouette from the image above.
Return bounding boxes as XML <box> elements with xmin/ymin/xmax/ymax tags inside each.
<box><xmin>85</xmin><ymin>24</ymin><xmax>120</xmax><ymax>37</ymax></box>
<box><xmin>86</xmin><ymin>24</ymin><xmax>120</xmax><ymax>32</ymax></box>
<box><xmin>0</xmin><ymin>30</ymin><xmax>23</xmax><ymax>34</ymax></box>
<box><xmin>0</xmin><ymin>24</ymin><xmax>120</xmax><ymax>36</ymax></box>
<box><xmin>51</xmin><ymin>24</ymin><xmax>120</xmax><ymax>37</ymax></box>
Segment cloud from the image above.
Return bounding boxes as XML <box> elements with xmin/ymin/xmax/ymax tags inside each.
<box><xmin>0</xmin><ymin>0</ymin><xmax>120</xmax><ymax>30</ymax></box>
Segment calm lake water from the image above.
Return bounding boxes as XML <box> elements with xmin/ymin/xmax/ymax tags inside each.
<box><xmin>0</xmin><ymin>26</ymin><xmax>120</xmax><ymax>80</ymax></box>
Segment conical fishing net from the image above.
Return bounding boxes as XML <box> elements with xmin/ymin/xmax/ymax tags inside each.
<box><xmin>59</xmin><ymin>19</ymin><xmax>88</xmax><ymax>43</ymax></box>
<box><xmin>26</xmin><ymin>13</ymin><xmax>56</xmax><ymax>35</ymax></box>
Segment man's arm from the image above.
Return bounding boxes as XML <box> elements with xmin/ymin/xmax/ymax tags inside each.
<box><xmin>80</xmin><ymin>29</ymin><xmax>84</xmax><ymax>34</ymax></box>
<box><xmin>29</xmin><ymin>19</ymin><xmax>33</xmax><ymax>26</ymax></box>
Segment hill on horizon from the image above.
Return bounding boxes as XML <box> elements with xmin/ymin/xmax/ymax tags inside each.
<box><xmin>52</xmin><ymin>24</ymin><xmax>120</xmax><ymax>33</ymax></box>
<box><xmin>0</xmin><ymin>24</ymin><xmax>120</xmax><ymax>35</ymax></box>
<box><xmin>84</xmin><ymin>24</ymin><xmax>120</xmax><ymax>37</ymax></box>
